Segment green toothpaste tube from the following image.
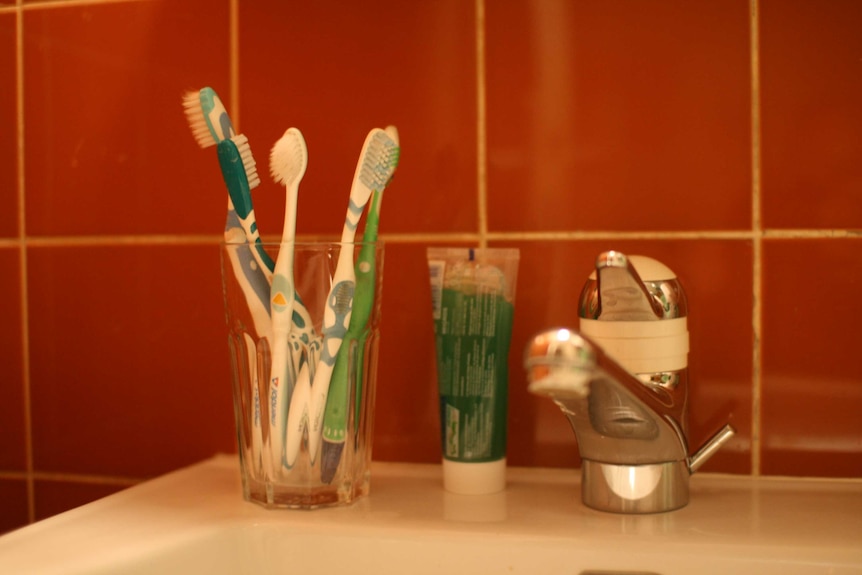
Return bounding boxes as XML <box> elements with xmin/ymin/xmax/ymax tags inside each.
<box><xmin>427</xmin><ymin>247</ymin><xmax>520</xmax><ymax>495</ymax></box>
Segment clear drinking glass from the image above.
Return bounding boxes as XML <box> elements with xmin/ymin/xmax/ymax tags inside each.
<box><xmin>221</xmin><ymin>240</ymin><xmax>383</xmax><ymax>509</ymax></box>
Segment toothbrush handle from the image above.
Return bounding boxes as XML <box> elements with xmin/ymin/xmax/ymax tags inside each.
<box><xmin>307</xmin><ymin>275</ymin><xmax>355</xmax><ymax>461</ymax></box>
<box><xmin>236</xmin><ymin>210</ymin><xmax>275</xmax><ymax>278</ymax></box>
<box><xmin>322</xmin><ymin>242</ymin><xmax>377</xmax><ymax>446</ymax></box>
<box><xmin>284</xmin><ymin>339</ymin><xmax>319</xmax><ymax>468</ymax></box>
<box><xmin>223</xmin><ymin>226</ymin><xmax>271</xmax><ymax>336</ymax></box>
<box><xmin>243</xmin><ymin>333</ymin><xmax>265</xmax><ymax>474</ymax></box>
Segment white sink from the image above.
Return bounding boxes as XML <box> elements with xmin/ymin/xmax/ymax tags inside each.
<box><xmin>1</xmin><ymin>456</ymin><xmax>860</xmax><ymax>575</ymax></box>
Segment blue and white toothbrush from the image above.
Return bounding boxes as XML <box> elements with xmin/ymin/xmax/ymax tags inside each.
<box><xmin>306</xmin><ymin>128</ymin><xmax>399</xmax><ymax>462</ymax></box>
<box><xmin>267</xmin><ymin>128</ymin><xmax>308</xmax><ymax>470</ymax></box>
<box><xmin>217</xmin><ymin>135</ymin><xmax>274</xmax><ymax>473</ymax></box>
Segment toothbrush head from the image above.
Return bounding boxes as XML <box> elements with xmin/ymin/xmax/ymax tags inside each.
<box><xmin>384</xmin><ymin>125</ymin><xmax>400</xmax><ymax>146</ymax></box>
<box><xmin>356</xmin><ymin>129</ymin><xmax>399</xmax><ymax>197</ymax></box>
<box><xmin>232</xmin><ymin>134</ymin><xmax>261</xmax><ymax>190</ymax></box>
<box><xmin>219</xmin><ymin>134</ymin><xmax>261</xmax><ymax>192</ymax></box>
<box><xmin>269</xmin><ymin>127</ymin><xmax>308</xmax><ymax>188</ymax></box>
<box><xmin>182</xmin><ymin>86</ymin><xmax>235</xmax><ymax>148</ymax></box>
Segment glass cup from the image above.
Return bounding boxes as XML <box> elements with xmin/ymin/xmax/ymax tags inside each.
<box><xmin>221</xmin><ymin>240</ymin><xmax>383</xmax><ymax>509</ymax></box>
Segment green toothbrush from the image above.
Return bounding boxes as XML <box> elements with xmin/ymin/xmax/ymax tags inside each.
<box><xmin>319</xmin><ymin>127</ymin><xmax>400</xmax><ymax>484</ymax></box>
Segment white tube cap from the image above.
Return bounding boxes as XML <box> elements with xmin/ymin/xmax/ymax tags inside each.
<box><xmin>442</xmin><ymin>459</ymin><xmax>506</xmax><ymax>495</ymax></box>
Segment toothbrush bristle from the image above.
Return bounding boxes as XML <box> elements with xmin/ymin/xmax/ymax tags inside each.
<box><xmin>182</xmin><ymin>91</ymin><xmax>217</xmax><ymax>149</ymax></box>
<box><xmin>269</xmin><ymin>128</ymin><xmax>308</xmax><ymax>187</ymax></box>
<box><xmin>232</xmin><ymin>134</ymin><xmax>261</xmax><ymax>190</ymax></box>
<box><xmin>384</xmin><ymin>125</ymin><xmax>399</xmax><ymax>146</ymax></box>
<box><xmin>331</xmin><ymin>281</ymin><xmax>354</xmax><ymax>314</ymax></box>
<box><xmin>358</xmin><ymin>131</ymin><xmax>399</xmax><ymax>191</ymax></box>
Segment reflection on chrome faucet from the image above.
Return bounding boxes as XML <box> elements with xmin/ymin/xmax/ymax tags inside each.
<box><xmin>524</xmin><ymin>251</ymin><xmax>735</xmax><ymax>514</ymax></box>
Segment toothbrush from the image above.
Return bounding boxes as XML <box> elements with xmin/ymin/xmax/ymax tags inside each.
<box><xmin>182</xmin><ymin>87</ymin><xmax>235</xmax><ymax>153</ymax></box>
<box><xmin>182</xmin><ymin>87</ymin><xmax>271</xmax><ymax>333</ymax></box>
<box><xmin>283</xmin><ymin>335</ymin><xmax>320</xmax><ymax>468</ymax></box>
<box><xmin>184</xmin><ymin>88</ymin><xmax>270</xmax><ymax>471</ymax></box>
<box><xmin>219</xmin><ymin>135</ymin><xmax>275</xmax><ymax>281</ymax></box>
<box><xmin>351</xmin><ymin>124</ymin><xmax>400</xmax><ymax>431</ymax></box>
<box><xmin>319</xmin><ymin>126</ymin><xmax>400</xmax><ymax>483</ymax></box>
<box><xmin>243</xmin><ymin>331</ymin><xmax>266</xmax><ymax>473</ymax></box>
<box><xmin>267</xmin><ymin>128</ymin><xmax>308</xmax><ymax>469</ymax></box>
<box><xmin>307</xmin><ymin>128</ymin><xmax>399</xmax><ymax>464</ymax></box>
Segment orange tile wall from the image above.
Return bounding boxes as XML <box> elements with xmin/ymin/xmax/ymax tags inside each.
<box><xmin>0</xmin><ymin>0</ymin><xmax>860</xmax><ymax>531</ymax></box>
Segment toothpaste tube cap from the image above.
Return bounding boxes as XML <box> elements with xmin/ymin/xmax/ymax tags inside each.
<box><xmin>443</xmin><ymin>458</ymin><xmax>506</xmax><ymax>495</ymax></box>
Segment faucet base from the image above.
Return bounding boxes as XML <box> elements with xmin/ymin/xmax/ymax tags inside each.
<box><xmin>581</xmin><ymin>460</ymin><xmax>689</xmax><ymax>514</ymax></box>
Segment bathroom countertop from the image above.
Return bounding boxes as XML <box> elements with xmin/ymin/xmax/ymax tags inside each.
<box><xmin>0</xmin><ymin>455</ymin><xmax>860</xmax><ymax>574</ymax></box>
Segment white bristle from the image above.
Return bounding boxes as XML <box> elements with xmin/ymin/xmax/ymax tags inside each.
<box><xmin>269</xmin><ymin>128</ymin><xmax>308</xmax><ymax>187</ymax></box>
<box><xmin>181</xmin><ymin>91</ymin><xmax>217</xmax><ymax>149</ymax></box>
<box><xmin>232</xmin><ymin>134</ymin><xmax>260</xmax><ymax>190</ymax></box>
<box><xmin>358</xmin><ymin>131</ymin><xmax>398</xmax><ymax>190</ymax></box>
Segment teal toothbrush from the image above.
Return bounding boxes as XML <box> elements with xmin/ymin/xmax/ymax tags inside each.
<box><xmin>320</xmin><ymin>126</ymin><xmax>400</xmax><ymax>483</ymax></box>
<box><xmin>182</xmin><ymin>88</ymin><xmax>271</xmax><ymax>331</ymax></box>
<box><xmin>219</xmin><ymin>135</ymin><xmax>275</xmax><ymax>281</ymax></box>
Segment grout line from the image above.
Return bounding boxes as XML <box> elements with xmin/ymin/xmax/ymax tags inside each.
<box><xmin>17</xmin><ymin>0</ymin><xmax>151</xmax><ymax>11</ymax></box>
<box><xmin>750</xmin><ymin>0</ymin><xmax>763</xmax><ymax>477</ymax></box>
<box><xmin>22</xmin><ymin>235</ymin><xmax>227</xmax><ymax>247</ymax></box>
<box><xmin>2</xmin><ymin>228</ymin><xmax>857</xmax><ymax>252</ymax></box>
<box><xmin>486</xmin><ymin>230</ymin><xmax>759</xmax><ymax>241</ymax></box>
<box><xmin>475</xmin><ymin>0</ymin><xmax>488</xmax><ymax>249</ymax></box>
<box><xmin>0</xmin><ymin>470</ymin><xmax>143</xmax><ymax>487</ymax></box>
<box><xmin>0</xmin><ymin>470</ymin><xmax>28</xmax><ymax>481</ymax></box>
<box><xmin>14</xmin><ymin>0</ymin><xmax>35</xmax><ymax>524</ymax></box>
<box><xmin>32</xmin><ymin>471</ymin><xmax>143</xmax><ymax>487</ymax></box>
<box><xmin>229</xmin><ymin>0</ymin><xmax>240</xmax><ymax>132</ymax></box>
<box><xmin>763</xmin><ymin>228</ymin><xmax>862</xmax><ymax>238</ymax></box>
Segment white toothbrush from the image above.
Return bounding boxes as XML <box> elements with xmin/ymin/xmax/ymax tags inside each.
<box><xmin>267</xmin><ymin>128</ymin><xmax>308</xmax><ymax>471</ymax></box>
<box><xmin>306</xmin><ymin>128</ymin><xmax>399</xmax><ymax>462</ymax></box>
<box><xmin>283</xmin><ymin>335</ymin><xmax>320</xmax><ymax>468</ymax></box>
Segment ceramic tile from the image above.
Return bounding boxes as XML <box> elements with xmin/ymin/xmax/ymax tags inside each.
<box><xmin>373</xmin><ymin>242</ymin><xmax>450</xmax><ymax>462</ymax></box>
<box><xmin>0</xmin><ymin>479</ymin><xmax>28</xmax><ymax>534</ymax></box>
<box><xmin>28</xmin><ymin>244</ymin><xmax>236</xmax><ymax>478</ymax></box>
<box><xmin>760</xmin><ymin>0</ymin><xmax>862</xmax><ymax>229</ymax></box>
<box><xmin>0</xmin><ymin>14</ymin><xmax>17</xmax><ymax>239</ymax></box>
<box><xmin>501</xmin><ymin>239</ymin><xmax>752</xmax><ymax>472</ymax></box>
<box><xmin>22</xmin><ymin>0</ymin><xmax>230</xmax><ymax>236</ymax></box>
<box><xmin>485</xmin><ymin>0</ymin><xmax>752</xmax><ymax>233</ymax></box>
<box><xmin>761</xmin><ymin>239</ymin><xmax>862</xmax><ymax>477</ymax></box>
<box><xmin>0</xmin><ymin>248</ymin><xmax>26</xmax><ymax>472</ymax></box>
<box><xmin>33</xmin><ymin>479</ymin><xmax>127</xmax><ymax>521</ymax></box>
<box><xmin>239</xmin><ymin>0</ymin><xmax>478</xmax><ymax>239</ymax></box>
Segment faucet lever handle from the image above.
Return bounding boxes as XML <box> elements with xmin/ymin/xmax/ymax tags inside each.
<box><xmin>689</xmin><ymin>423</ymin><xmax>736</xmax><ymax>473</ymax></box>
<box><xmin>595</xmin><ymin>251</ymin><xmax>665</xmax><ymax>321</ymax></box>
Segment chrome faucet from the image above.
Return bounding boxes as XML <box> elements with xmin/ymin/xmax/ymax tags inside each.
<box><xmin>524</xmin><ymin>251</ymin><xmax>734</xmax><ymax>514</ymax></box>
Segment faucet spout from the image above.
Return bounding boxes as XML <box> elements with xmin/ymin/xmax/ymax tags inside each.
<box><xmin>525</xmin><ymin>328</ymin><xmax>688</xmax><ymax>466</ymax></box>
